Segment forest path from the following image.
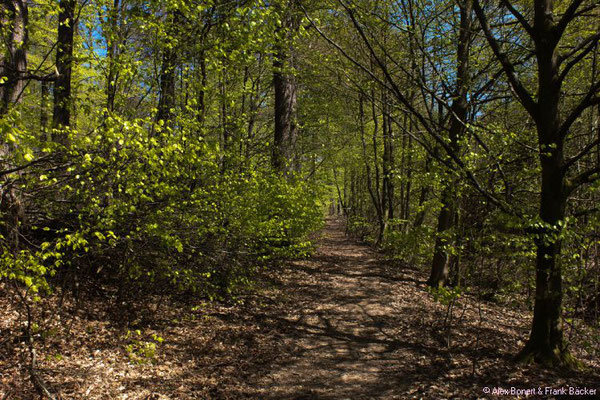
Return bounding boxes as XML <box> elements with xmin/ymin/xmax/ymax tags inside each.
<box><xmin>242</xmin><ymin>217</ymin><xmax>598</xmax><ymax>399</ymax></box>
<box><xmin>249</xmin><ymin>217</ymin><xmax>438</xmax><ymax>399</ymax></box>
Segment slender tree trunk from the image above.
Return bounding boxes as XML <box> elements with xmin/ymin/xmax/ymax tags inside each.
<box><xmin>40</xmin><ymin>81</ymin><xmax>49</xmax><ymax>139</ymax></box>
<box><xmin>428</xmin><ymin>0</ymin><xmax>471</xmax><ymax>287</ymax></box>
<box><xmin>428</xmin><ymin>186</ymin><xmax>456</xmax><ymax>287</ymax></box>
<box><xmin>220</xmin><ymin>69</ymin><xmax>231</xmax><ymax>171</ymax></box>
<box><xmin>105</xmin><ymin>0</ymin><xmax>120</xmax><ymax>113</ymax></box>
<box><xmin>239</xmin><ymin>66</ymin><xmax>250</xmax><ymax>161</ymax></box>
<box><xmin>197</xmin><ymin>52</ymin><xmax>207</xmax><ymax>125</ymax></box>
<box><xmin>358</xmin><ymin>94</ymin><xmax>384</xmax><ymax>242</ymax></box>
<box><xmin>246</xmin><ymin>56</ymin><xmax>262</xmax><ymax>163</ymax></box>
<box><xmin>413</xmin><ymin>155</ymin><xmax>431</xmax><ymax>228</ymax></box>
<box><xmin>382</xmin><ymin>90</ymin><xmax>394</xmax><ymax>222</ymax></box>
<box><xmin>404</xmin><ymin>132</ymin><xmax>413</xmax><ymax>224</ymax></box>
<box><xmin>370</xmin><ymin>86</ymin><xmax>386</xmax><ymax>243</ymax></box>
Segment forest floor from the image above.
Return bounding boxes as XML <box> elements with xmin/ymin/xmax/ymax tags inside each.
<box><xmin>2</xmin><ymin>218</ymin><xmax>600</xmax><ymax>399</ymax></box>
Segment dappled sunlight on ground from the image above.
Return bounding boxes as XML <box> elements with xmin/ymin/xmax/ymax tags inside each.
<box><xmin>2</xmin><ymin>218</ymin><xmax>598</xmax><ymax>399</ymax></box>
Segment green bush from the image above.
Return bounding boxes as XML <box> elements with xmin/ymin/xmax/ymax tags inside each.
<box><xmin>1</xmin><ymin>112</ymin><xmax>323</xmax><ymax>302</ymax></box>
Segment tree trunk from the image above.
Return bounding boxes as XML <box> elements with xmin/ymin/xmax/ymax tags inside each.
<box><xmin>105</xmin><ymin>0</ymin><xmax>120</xmax><ymax>113</ymax></box>
<box><xmin>518</xmin><ymin>158</ymin><xmax>571</xmax><ymax>365</ymax></box>
<box><xmin>52</xmin><ymin>0</ymin><xmax>75</xmax><ymax>134</ymax></box>
<box><xmin>0</xmin><ymin>0</ymin><xmax>28</xmax><ymax>114</ymax></box>
<box><xmin>197</xmin><ymin>51</ymin><xmax>207</xmax><ymax>125</ymax></box>
<box><xmin>246</xmin><ymin>56</ymin><xmax>262</xmax><ymax>164</ymax></box>
<box><xmin>272</xmin><ymin>46</ymin><xmax>297</xmax><ymax>175</ymax></box>
<box><xmin>382</xmin><ymin>92</ymin><xmax>394</xmax><ymax>222</ymax></box>
<box><xmin>513</xmin><ymin>0</ymin><xmax>584</xmax><ymax>366</ymax></box>
<box><xmin>220</xmin><ymin>69</ymin><xmax>231</xmax><ymax>172</ymax></box>
<box><xmin>517</xmin><ymin>7</ymin><xmax>571</xmax><ymax>363</ymax></box>
<box><xmin>428</xmin><ymin>185</ymin><xmax>455</xmax><ymax>287</ymax></box>
<box><xmin>40</xmin><ymin>80</ymin><xmax>49</xmax><ymax>139</ymax></box>
<box><xmin>272</xmin><ymin>1</ymin><xmax>298</xmax><ymax>176</ymax></box>
<box><xmin>156</xmin><ymin>11</ymin><xmax>178</xmax><ymax>126</ymax></box>
<box><xmin>428</xmin><ymin>0</ymin><xmax>471</xmax><ymax>287</ymax></box>
<box><xmin>0</xmin><ymin>0</ymin><xmax>28</xmax><ymax>252</ymax></box>
<box><xmin>358</xmin><ymin>94</ymin><xmax>385</xmax><ymax>243</ymax></box>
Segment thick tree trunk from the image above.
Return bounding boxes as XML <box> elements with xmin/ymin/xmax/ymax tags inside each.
<box><xmin>272</xmin><ymin>0</ymin><xmax>299</xmax><ymax>176</ymax></box>
<box><xmin>518</xmin><ymin>160</ymin><xmax>571</xmax><ymax>365</ymax></box>
<box><xmin>514</xmin><ymin>0</ymin><xmax>580</xmax><ymax>367</ymax></box>
<box><xmin>517</xmin><ymin>14</ymin><xmax>572</xmax><ymax>364</ymax></box>
<box><xmin>272</xmin><ymin>47</ymin><xmax>297</xmax><ymax>175</ymax></box>
<box><xmin>52</xmin><ymin>0</ymin><xmax>75</xmax><ymax>133</ymax></box>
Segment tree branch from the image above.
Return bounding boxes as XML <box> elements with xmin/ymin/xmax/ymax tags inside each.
<box><xmin>567</xmin><ymin>166</ymin><xmax>600</xmax><ymax>194</ymax></box>
<box><xmin>499</xmin><ymin>0</ymin><xmax>534</xmax><ymax>37</ymax></box>
<box><xmin>558</xmin><ymin>31</ymin><xmax>600</xmax><ymax>82</ymax></box>
<box><xmin>555</xmin><ymin>0</ymin><xmax>586</xmax><ymax>39</ymax></box>
<box><xmin>563</xmin><ymin>136</ymin><xmax>600</xmax><ymax>171</ymax></box>
<box><xmin>559</xmin><ymin>80</ymin><xmax>600</xmax><ymax>139</ymax></box>
<box><xmin>473</xmin><ymin>0</ymin><xmax>538</xmax><ymax>117</ymax></box>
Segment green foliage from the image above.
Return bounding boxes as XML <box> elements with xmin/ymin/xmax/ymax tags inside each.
<box><xmin>1</xmin><ymin>109</ymin><xmax>323</xmax><ymax>301</ymax></box>
<box><xmin>0</xmin><ymin>248</ymin><xmax>54</xmax><ymax>294</ymax></box>
<box><xmin>345</xmin><ymin>215</ymin><xmax>372</xmax><ymax>241</ymax></box>
<box><xmin>427</xmin><ymin>285</ymin><xmax>464</xmax><ymax>306</ymax></box>
<box><xmin>124</xmin><ymin>330</ymin><xmax>164</xmax><ymax>364</ymax></box>
<box><xmin>382</xmin><ymin>224</ymin><xmax>435</xmax><ymax>266</ymax></box>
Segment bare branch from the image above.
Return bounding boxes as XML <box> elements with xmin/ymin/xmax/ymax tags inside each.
<box><xmin>499</xmin><ymin>0</ymin><xmax>534</xmax><ymax>37</ymax></box>
<box><xmin>563</xmin><ymin>136</ymin><xmax>600</xmax><ymax>170</ymax></box>
<box><xmin>559</xmin><ymin>80</ymin><xmax>600</xmax><ymax>139</ymax></box>
<box><xmin>473</xmin><ymin>0</ymin><xmax>538</xmax><ymax>117</ymax></box>
<box><xmin>558</xmin><ymin>31</ymin><xmax>600</xmax><ymax>82</ymax></box>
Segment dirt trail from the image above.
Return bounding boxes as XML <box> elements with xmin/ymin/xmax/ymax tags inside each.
<box><xmin>6</xmin><ymin>218</ymin><xmax>599</xmax><ymax>399</ymax></box>
<box><xmin>251</xmin><ymin>218</ymin><xmax>435</xmax><ymax>399</ymax></box>
<box><xmin>243</xmin><ymin>218</ymin><xmax>599</xmax><ymax>399</ymax></box>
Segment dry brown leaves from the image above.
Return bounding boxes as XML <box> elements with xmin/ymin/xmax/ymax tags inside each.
<box><xmin>1</xmin><ymin>219</ymin><xmax>598</xmax><ymax>399</ymax></box>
